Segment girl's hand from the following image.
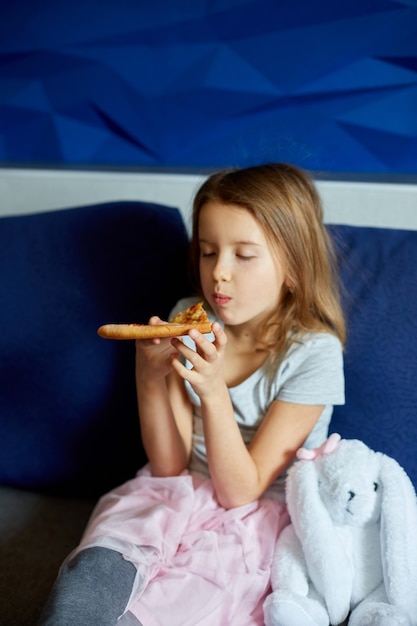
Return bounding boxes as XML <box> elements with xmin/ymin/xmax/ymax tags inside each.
<box><xmin>171</xmin><ymin>322</ymin><xmax>227</xmax><ymax>399</ymax></box>
<box><xmin>135</xmin><ymin>316</ymin><xmax>178</xmax><ymax>379</ymax></box>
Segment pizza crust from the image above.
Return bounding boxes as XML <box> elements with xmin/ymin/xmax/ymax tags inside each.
<box><xmin>97</xmin><ymin>302</ymin><xmax>212</xmax><ymax>340</ymax></box>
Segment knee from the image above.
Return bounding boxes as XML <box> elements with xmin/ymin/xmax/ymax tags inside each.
<box><xmin>39</xmin><ymin>547</ymin><xmax>137</xmax><ymax>626</ymax></box>
<box><xmin>64</xmin><ymin>546</ymin><xmax>136</xmax><ymax>584</ymax></box>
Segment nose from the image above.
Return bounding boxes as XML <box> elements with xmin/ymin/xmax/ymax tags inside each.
<box><xmin>348</xmin><ymin>490</ymin><xmax>355</xmax><ymax>501</ymax></box>
<box><xmin>213</xmin><ymin>257</ymin><xmax>231</xmax><ymax>283</ymax></box>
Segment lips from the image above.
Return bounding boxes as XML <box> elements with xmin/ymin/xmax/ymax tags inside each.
<box><xmin>213</xmin><ymin>293</ymin><xmax>231</xmax><ymax>306</ymax></box>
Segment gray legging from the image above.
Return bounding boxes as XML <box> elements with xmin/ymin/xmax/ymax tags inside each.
<box><xmin>38</xmin><ymin>546</ymin><xmax>141</xmax><ymax>626</ymax></box>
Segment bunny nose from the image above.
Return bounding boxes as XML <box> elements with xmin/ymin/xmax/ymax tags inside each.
<box><xmin>348</xmin><ymin>490</ymin><xmax>355</xmax><ymax>501</ymax></box>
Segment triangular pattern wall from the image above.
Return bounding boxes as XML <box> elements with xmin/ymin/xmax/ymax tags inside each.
<box><xmin>0</xmin><ymin>0</ymin><xmax>416</xmax><ymax>173</ymax></box>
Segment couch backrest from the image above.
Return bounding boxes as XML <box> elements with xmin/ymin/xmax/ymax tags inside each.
<box><xmin>0</xmin><ymin>201</ymin><xmax>190</xmax><ymax>497</ymax></box>
<box><xmin>1</xmin><ymin>204</ymin><xmax>416</xmax><ymax>497</ymax></box>
<box><xmin>329</xmin><ymin>224</ymin><xmax>417</xmax><ymax>489</ymax></box>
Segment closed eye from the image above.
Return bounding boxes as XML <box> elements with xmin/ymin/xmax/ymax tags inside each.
<box><xmin>237</xmin><ymin>254</ymin><xmax>255</xmax><ymax>261</ymax></box>
<box><xmin>373</xmin><ymin>482</ymin><xmax>379</xmax><ymax>492</ymax></box>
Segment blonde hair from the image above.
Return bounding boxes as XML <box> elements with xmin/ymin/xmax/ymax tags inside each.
<box><xmin>190</xmin><ymin>163</ymin><xmax>346</xmax><ymax>358</ymax></box>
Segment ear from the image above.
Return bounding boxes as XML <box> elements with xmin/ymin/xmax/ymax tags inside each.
<box><xmin>286</xmin><ymin>458</ymin><xmax>353</xmax><ymax>607</ymax></box>
<box><xmin>379</xmin><ymin>453</ymin><xmax>417</xmax><ymax>618</ymax></box>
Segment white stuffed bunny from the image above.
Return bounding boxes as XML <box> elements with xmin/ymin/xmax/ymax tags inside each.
<box><xmin>264</xmin><ymin>434</ymin><xmax>417</xmax><ymax>626</ymax></box>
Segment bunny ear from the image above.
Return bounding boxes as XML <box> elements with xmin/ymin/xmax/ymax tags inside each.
<box><xmin>286</xmin><ymin>457</ymin><xmax>353</xmax><ymax>604</ymax></box>
<box><xmin>379</xmin><ymin>453</ymin><xmax>417</xmax><ymax>619</ymax></box>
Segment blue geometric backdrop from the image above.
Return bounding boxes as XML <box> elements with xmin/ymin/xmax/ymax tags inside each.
<box><xmin>0</xmin><ymin>0</ymin><xmax>416</xmax><ymax>173</ymax></box>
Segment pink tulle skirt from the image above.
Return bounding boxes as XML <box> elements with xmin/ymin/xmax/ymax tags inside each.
<box><xmin>70</xmin><ymin>465</ymin><xmax>288</xmax><ymax>626</ymax></box>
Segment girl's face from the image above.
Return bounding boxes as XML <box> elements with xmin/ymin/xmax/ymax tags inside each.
<box><xmin>198</xmin><ymin>201</ymin><xmax>287</xmax><ymax>328</ymax></box>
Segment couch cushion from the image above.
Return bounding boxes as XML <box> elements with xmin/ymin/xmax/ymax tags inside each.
<box><xmin>329</xmin><ymin>225</ymin><xmax>417</xmax><ymax>488</ymax></box>
<box><xmin>0</xmin><ymin>201</ymin><xmax>190</xmax><ymax>496</ymax></box>
<box><xmin>0</xmin><ymin>485</ymin><xmax>95</xmax><ymax>625</ymax></box>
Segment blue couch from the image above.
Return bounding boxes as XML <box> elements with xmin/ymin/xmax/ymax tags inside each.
<box><xmin>1</xmin><ymin>200</ymin><xmax>416</xmax><ymax>624</ymax></box>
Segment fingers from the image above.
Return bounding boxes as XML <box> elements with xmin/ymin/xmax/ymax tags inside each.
<box><xmin>172</xmin><ymin>322</ymin><xmax>226</xmax><ymax>364</ymax></box>
<box><xmin>190</xmin><ymin>322</ymin><xmax>226</xmax><ymax>351</ymax></box>
<box><xmin>138</xmin><ymin>316</ymin><xmax>169</xmax><ymax>346</ymax></box>
<box><xmin>148</xmin><ymin>315</ymin><xmax>167</xmax><ymax>325</ymax></box>
<box><xmin>170</xmin><ymin>323</ymin><xmax>226</xmax><ymax>397</ymax></box>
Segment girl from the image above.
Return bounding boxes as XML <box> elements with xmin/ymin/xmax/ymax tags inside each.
<box><xmin>39</xmin><ymin>163</ymin><xmax>345</xmax><ymax>626</ymax></box>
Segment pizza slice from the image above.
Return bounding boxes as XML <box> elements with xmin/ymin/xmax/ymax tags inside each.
<box><xmin>97</xmin><ymin>301</ymin><xmax>212</xmax><ymax>340</ymax></box>
<box><xmin>169</xmin><ymin>301</ymin><xmax>209</xmax><ymax>324</ymax></box>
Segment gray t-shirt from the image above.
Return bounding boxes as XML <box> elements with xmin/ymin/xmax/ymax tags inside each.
<box><xmin>170</xmin><ymin>297</ymin><xmax>345</xmax><ymax>498</ymax></box>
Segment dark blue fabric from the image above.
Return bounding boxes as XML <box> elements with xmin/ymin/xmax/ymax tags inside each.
<box><xmin>1</xmin><ymin>209</ymin><xmax>417</xmax><ymax>495</ymax></box>
<box><xmin>329</xmin><ymin>225</ymin><xmax>417</xmax><ymax>489</ymax></box>
<box><xmin>0</xmin><ymin>201</ymin><xmax>190</xmax><ymax>496</ymax></box>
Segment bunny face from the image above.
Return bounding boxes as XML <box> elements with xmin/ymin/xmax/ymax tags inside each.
<box><xmin>276</xmin><ymin>436</ymin><xmax>417</xmax><ymax>625</ymax></box>
<box><xmin>316</xmin><ymin>439</ymin><xmax>382</xmax><ymax>527</ymax></box>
